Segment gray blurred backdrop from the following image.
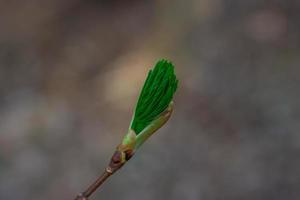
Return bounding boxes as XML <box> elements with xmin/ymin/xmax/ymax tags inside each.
<box><xmin>0</xmin><ymin>1</ymin><xmax>299</xmax><ymax>200</ymax></box>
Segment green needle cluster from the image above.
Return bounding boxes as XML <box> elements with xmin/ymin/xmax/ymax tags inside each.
<box><xmin>130</xmin><ymin>59</ymin><xmax>178</xmax><ymax>135</ymax></box>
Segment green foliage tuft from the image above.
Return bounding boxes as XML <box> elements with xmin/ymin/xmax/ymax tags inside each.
<box><xmin>130</xmin><ymin>59</ymin><xmax>178</xmax><ymax>135</ymax></box>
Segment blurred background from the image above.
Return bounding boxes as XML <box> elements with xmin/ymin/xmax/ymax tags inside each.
<box><xmin>0</xmin><ymin>0</ymin><xmax>299</xmax><ymax>200</ymax></box>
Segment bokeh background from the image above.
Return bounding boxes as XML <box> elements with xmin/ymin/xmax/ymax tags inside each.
<box><xmin>0</xmin><ymin>1</ymin><xmax>299</xmax><ymax>200</ymax></box>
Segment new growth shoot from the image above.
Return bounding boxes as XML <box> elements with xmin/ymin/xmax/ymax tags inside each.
<box><xmin>75</xmin><ymin>59</ymin><xmax>178</xmax><ymax>200</ymax></box>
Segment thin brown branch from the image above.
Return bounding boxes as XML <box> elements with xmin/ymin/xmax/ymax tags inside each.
<box><xmin>74</xmin><ymin>169</ymin><xmax>112</xmax><ymax>200</ymax></box>
<box><xmin>74</xmin><ymin>147</ymin><xmax>133</xmax><ymax>200</ymax></box>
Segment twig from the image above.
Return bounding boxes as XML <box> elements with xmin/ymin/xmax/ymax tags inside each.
<box><xmin>74</xmin><ymin>170</ymin><xmax>111</xmax><ymax>200</ymax></box>
<box><xmin>74</xmin><ymin>147</ymin><xmax>132</xmax><ymax>200</ymax></box>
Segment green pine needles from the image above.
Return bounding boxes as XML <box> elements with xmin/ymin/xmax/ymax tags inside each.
<box><xmin>130</xmin><ymin>59</ymin><xmax>178</xmax><ymax>135</ymax></box>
